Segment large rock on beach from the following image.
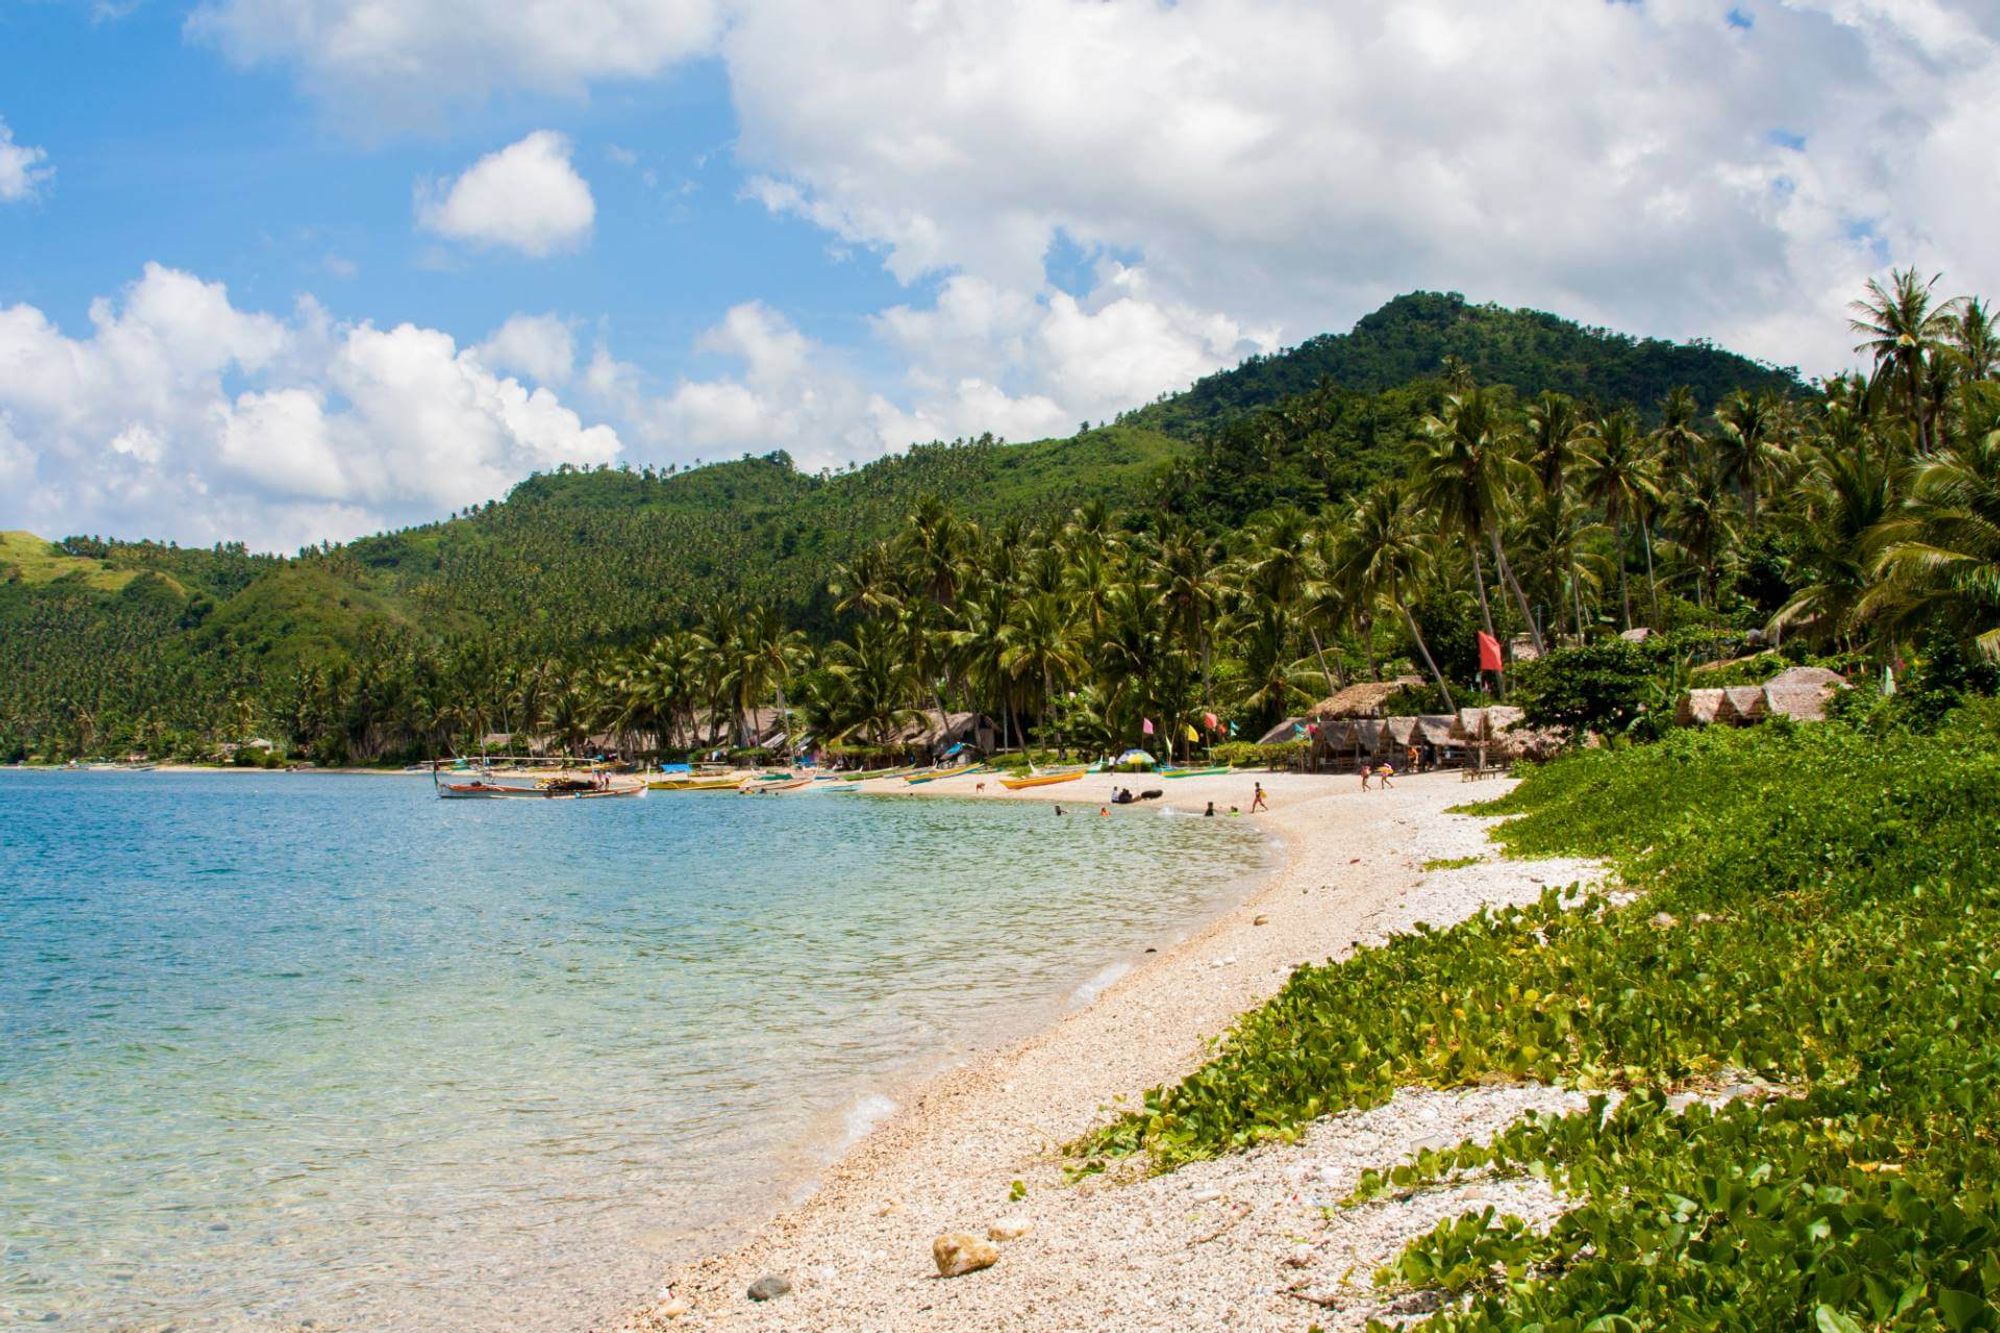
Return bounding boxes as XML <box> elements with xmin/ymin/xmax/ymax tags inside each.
<box><xmin>933</xmin><ymin>1232</ymin><xmax>1000</xmax><ymax>1277</ymax></box>
<box><xmin>746</xmin><ymin>1274</ymin><xmax>791</xmax><ymax>1301</ymax></box>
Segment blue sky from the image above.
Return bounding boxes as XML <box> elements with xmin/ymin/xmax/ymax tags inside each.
<box><xmin>1</xmin><ymin>0</ymin><xmax>1995</xmax><ymax>549</ymax></box>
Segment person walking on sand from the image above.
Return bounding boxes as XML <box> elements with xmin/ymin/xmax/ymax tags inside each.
<box><xmin>1377</xmin><ymin>762</ymin><xmax>1395</xmax><ymax>790</ymax></box>
<box><xmin>1250</xmin><ymin>782</ymin><xmax>1268</xmax><ymax>814</ymax></box>
<box><xmin>1359</xmin><ymin>756</ymin><xmax>1372</xmax><ymax>791</ymax></box>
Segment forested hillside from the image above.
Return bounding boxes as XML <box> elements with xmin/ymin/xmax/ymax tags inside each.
<box><xmin>0</xmin><ymin>287</ymin><xmax>1902</xmax><ymax>763</ymax></box>
<box><xmin>1128</xmin><ymin>291</ymin><xmax>1805</xmax><ymax>438</ymax></box>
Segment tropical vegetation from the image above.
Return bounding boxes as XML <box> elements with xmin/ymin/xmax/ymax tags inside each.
<box><xmin>4</xmin><ymin>278</ymin><xmax>1996</xmax><ymax>763</ymax></box>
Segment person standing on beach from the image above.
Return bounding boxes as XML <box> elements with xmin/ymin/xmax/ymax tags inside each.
<box><xmin>1250</xmin><ymin>782</ymin><xmax>1269</xmax><ymax>814</ymax></box>
<box><xmin>1359</xmin><ymin>757</ymin><xmax>1372</xmax><ymax>791</ymax></box>
<box><xmin>1204</xmin><ymin>801</ymin><xmax>1216</xmax><ymax>817</ymax></box>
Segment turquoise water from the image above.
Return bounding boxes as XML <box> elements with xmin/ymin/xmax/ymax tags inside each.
<box><xmin>0</xmin><ymin>772</ymin><xmax>1266</xmax><ymax>1331</ymax></box>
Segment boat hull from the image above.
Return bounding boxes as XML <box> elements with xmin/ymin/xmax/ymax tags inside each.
<box><xmin>998</xmin><ymin>771</ymin><xmax>1084</xmax><ymax>791</ymax></box>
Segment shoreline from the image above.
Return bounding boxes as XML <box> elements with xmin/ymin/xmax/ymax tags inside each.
<box><xmin>610</xmin><ymin>768</ymin><xmax>1603</xmax><ymax>1331</ymax></box>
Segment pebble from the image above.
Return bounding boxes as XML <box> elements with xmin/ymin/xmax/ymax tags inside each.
<box><xmin>1252</xmin><ymin>914</ymin><xmax>1269</xmax><ymax>926</ymax></box>
<box><xmin>987</xmin><ymin>1216</ymin><xmax>1033</xmax><ymax>1241</ymax></box>
<box><xmin>932</xmin><ymin>1232</ymin><xmax>1000</xmax><ymax>1277</ymax></box>
<box><xmin>1191</xmin><ymin>1188</ymin><xmax>1223</xmax><ymax>1203</ymax></box>
<box><xmin>747</xmin><ymin>1274</ymin><xmax>791</xmax><ymax>1302</ymax></box>
<box><xmin>657</xmin><ymin>1297</ymin><xmax>691</xmax><ymax>1319</ymax></box>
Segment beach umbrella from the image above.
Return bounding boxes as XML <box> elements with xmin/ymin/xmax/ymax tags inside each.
<box><xmin>1113</xmin><ymin>748</ymin><xmax>1158</xmax><ymax>768</ymax></box>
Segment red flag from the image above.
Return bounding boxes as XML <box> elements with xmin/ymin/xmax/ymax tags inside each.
<box><xmin>1203</xmin><ymin>711</ymin><xmax>1219</xmax><ymax>732</ymax></box>
<box><xmin>1477</xmin><ymin>631</ymin><xmax>1504</xmax><ymax>672</ymax></box>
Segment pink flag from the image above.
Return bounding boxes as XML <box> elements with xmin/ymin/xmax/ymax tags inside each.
<box><xmin>1141</xmin><ymin>717</ymin><xmax>1155</xmax><ymax>735</ymax></box>
<box><xmin>1203</xmin><ymin>711</ymin><xmax>1219</xmax><ymax>732</ymax></box>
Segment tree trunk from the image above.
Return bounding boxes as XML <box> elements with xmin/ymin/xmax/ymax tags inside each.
<box><xmin>1641</xmin><ymin>515</ymin><xmax>1661</xmax><ymax>628</ymax></box>
<box><xmin>1308</xmin><ymin>625</ymin><xmax>1338</xmax><ymax>698</ymax></box>
<box><xmin>1614</xmin><ymin>514</ymin><xmax>1632</xmax><ymax>631</ymax></box>
<box><xmin>1401</xmin><ymin>603</ymin><xmax>1455</xmax><ymax>713</ymax></box>
<box><xmin>1470</xmin><ymin>543</ymin><xmax>1502</xmax><ymax>698</ymax></box>
<box><xmin>1491</xmin><ymin>529</ymin><xmax>1544</xmax><ymax>655</ymax></box>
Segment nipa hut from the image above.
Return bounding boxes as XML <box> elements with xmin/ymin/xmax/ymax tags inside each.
<box><xmin>1722</xmin><ymin>686</ymin><xmax>1768</xmax><ymax>725</ymax></box>
<box><xmin>1309</xmin><ymin>676</ymin><xmax>1425</xmax><ymax>720</ymax></box>
<box><xmin>1677</xmin><ymin>688</ymin><xmax>1729</xmax><ymax>727</ymax></box>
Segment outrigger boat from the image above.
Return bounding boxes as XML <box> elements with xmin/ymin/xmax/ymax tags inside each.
<box><xmin>650</xmin><ymin>775</ymin><xmax>747</xmax><ymax>791</ymax></box>
<box><xmin>436</xmin><ymin>768</ymin><xmax>646</xmax><ymax>800</ymax></box>
<box><xmin>998</xmin><ymin>769</ymin><xmax>1085</xmax><ymax>791</ymax></box>
<box><xmin>740</xmin><ymin>776</ymin><xmax>811</xmax><ymax>792</ymax></box>
<box><xmin>1161</xmin><ymin>766</ymin><xmax>1232</xmax><ymax>779</ymax></box>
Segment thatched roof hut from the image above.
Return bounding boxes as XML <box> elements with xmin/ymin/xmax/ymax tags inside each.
<box><xmin>1258</xmin><ymin>716</ymin><xmax>1308</xmax><ymax>745</ymax></box>
<box><xmin>1762</xmin><ymin>666</ymin><xmax>1847</xmax><ymax>722</ymax></box>
<box><xmin>1723</xmin><ymin>686</ymin><xmax>1768</xmax><ymax>724</ymax></box>
<box><xmin>1384</xmin><ymin>716</ymin><xmax>1420</xmax><ymax>747</ymax></box>
<box><xmin>1415</xmin><ymin>715</ymin><xmax>1458</xmax><ymax>746</ymax></box>
<box><xmin>1310</xmin><ymin>676</ymin><xmax>1424</xmax><ymax>719</ymax></box>
<box><xmin>1766</xmin><ymin>665</ymin><xmax>1847</xmax><ymax>691</ymax></box>
<box><xmin>1677</xmin><ymin>688</ymin><xmax>1729</xmax><ymax>726</ymax></box>
<box><xmin>887</xmin><ymin>710</ymin><xmax>1001</xmax><ymax>757</ymax></box>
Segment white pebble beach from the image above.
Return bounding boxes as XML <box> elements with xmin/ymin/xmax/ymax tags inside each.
<box><xmin>609</xmin><ymin>768</ymin><xmax>1608</xmax><ymax>1333</ymax></box>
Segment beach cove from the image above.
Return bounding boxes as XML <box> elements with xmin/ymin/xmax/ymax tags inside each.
<box><xmin>613</xmin><ymin>767</ymin><xmax>1605</xmax><ymax>1333</ymax></box>
<box><xmin>0</xmin><ymin>770</ymin><xmax>1266</xmax><ymax>1332</ymax></box>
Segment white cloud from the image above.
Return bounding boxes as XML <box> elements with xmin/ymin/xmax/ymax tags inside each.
<box><xmin>0</xmin><ymin>118</ymin><xmax>52</xmax><ymax>202</ymax></box>
<box><xmin>188</xmin><ymin>0</ymin><xmax>719</xmax><ymax>123</ymax></box>
<box><xmin>477</xmin><ymin>313</ymin><xmax>577</xmax><ymax>385</ymax></box>
<box><xmin>0</xmin><ymin>264</ymin><xmax>620</xmax><ymax>549</ymax></box>
<box><xmin>417</xmin><ymin>131</ymin><xmax>595</xmax><ymax>258</ymax></box>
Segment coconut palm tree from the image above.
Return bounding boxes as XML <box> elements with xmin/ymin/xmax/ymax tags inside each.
<box><xmin>1333</xmin><ymin>481</ymin><xmax>1455</xmax><ymax>711</ymax></box>
<box><xmin>1579</xmin><ymin>408</ymin><xmax>1664</xmax><ymax>630</ymax></box>
<box><xmin>1868</xmin><ymin>421</ymin><xmax>2000</xmax><ymax>656</ymax></box>
<box><xmin>1415</xmin><ymin>388</ymin><xmax>1543</xmax><ymax>656</ymax></box>
<box><xmin>999</xmin><ymin>591</ymin><xmax>1083</xmax><ymax>752</ymax></box>
<box><xmin>1714</xmin><ymin>389</ymin><xmax>1789</xmax><ymax>534</ymax></box>
<box><xmin>1851</xmin><ymin>268</ymin><xmax>1956</xmax><ymax>451</ymax></box>
<box><xmin>1768</xmin><ymin>436</ymin><xmax>1892</xmax><ymax>651</ymax></box>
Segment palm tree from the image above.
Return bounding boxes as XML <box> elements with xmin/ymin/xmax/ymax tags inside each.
<box><xmin>1237</xmin><ymin>505</ymin><xmax>1339</xmax><ymax>694</ymax></box>
<box><xmin>1333</xmin><ymin>482</ymin><xmax>1455</xmax><ymax>711</ymax></box>
<box><xmin>1948</xmin><ymin>296</ymin><xmax>1998</xmax><ymax>383</ymax></box>
<box><xmin>1524</xmin><ymin>390</ymin><xmax>1586</xmax><ymax>499</ymax></box>
<box><xmin>1868</xmin><ymin>421</ymin><xmax>2000</xmax><ymax>655</ymax></box>
<box><xmin>1767</xmin><ymin>437</ymin><xmax>1892</xmax><ymax>650</ymax></box>
<box><xmin>1851</xmin><ymin>268</ymin><xmax>1955</xmax><ymax>450</ymax></box>
<box><xmin>999</xmin><ymin>591</ymin><xmax>1083</xmax><ymax>753</ymax></box>
<box><xmin>1714</xmin><ymin>389</ymin><xmax>1789</xmax><ymax>534</ymax></box>
<box><xmin>1579</xmin><ymin>408</ymin><xmax>1664</xmax><ymax>630</ymax></box>
<box><xmin>1415</xmin><ymin>388</ymin><xmax>1543</xmax><ymax>657</ymax></box>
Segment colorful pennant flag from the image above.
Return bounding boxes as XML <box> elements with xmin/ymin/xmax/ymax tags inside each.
<box><xmin>1203</xmin><ymin>711</ymin><xmax>1219</xmax><ymax>732</ymax></box>
<box><xmin>1184</xmin><ymin>723</ymin><xmax>1200</xmax><ymax>742</ymax></box>
<box><xmin>1477</xmin><ymin>630</ymin><xmax>1504</xmax><ymax>672</ymax></box>
<box><xmin>1141</xmin><ymin>717</ymin><xmax>1155</xmax><ymax>735</ymax></box>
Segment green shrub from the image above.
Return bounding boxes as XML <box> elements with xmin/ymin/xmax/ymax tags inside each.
<box><xmin>1210</xmin><ymin>738</ymin><xmax>1308</xmax><ymax>769</ymax></box>
<box><xmin>1074</xmin><ymin>716</ymin><xmax>2000</xmax><ymax>1330</ymax></box>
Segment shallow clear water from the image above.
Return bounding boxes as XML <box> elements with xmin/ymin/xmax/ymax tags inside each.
<box><xmin>0</xmin><ymin>772</ymin><xmax>1266</xmax><ymax>1331</ymax></box>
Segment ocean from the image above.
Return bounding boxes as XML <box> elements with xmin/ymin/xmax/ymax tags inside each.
<box><xmin>0</xmin><ymin>771</ymin><xmax>1267</xmax><ymax>1330</ymax></box>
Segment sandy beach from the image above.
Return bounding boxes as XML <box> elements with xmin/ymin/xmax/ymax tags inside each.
<box><xmin>611</xmin><ymin>767</ymin><xmax>1605</xmax><ymax>1332</ymax></box>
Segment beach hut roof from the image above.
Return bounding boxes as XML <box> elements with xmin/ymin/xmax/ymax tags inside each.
<box><xmin>1678</xmin><ymin>688</ymin><xmax>1729</xmax><ymax>726</ymax></box>
<box><xmin>1258</xmin><ymin>716</ymin><xmax>1307</xmax><ymax>745</ymax></box>
<box><xmin>1618</xmin><ymin>627</ymin><xmax>1655</xmax><ymax>643</ymax></box>
<box><xmin>1310</xmin><ymin>676</ymin><xmax>1423</xmax><ymax>719</ymax></box>
<box><xmin>1385</xmin><ymin>716</ymin><xmax>1420</xmax><ymax>745</ymax></box>
<box><xmin>1723</xmin><ymin>685</ymin><xmax>1768</xmax><ymax>722</ymax></box>
<box><xmin>1766</xmin><ymin>665</ymin><xmax>1848</xmax><ymax>691</ymax></box>
<box><xmin>1313</xmin><ymin>718</ymin><xmax>1357</xmax><ymax>748</ymax></box>
<box><xmin>1416</xmin><ymin>715</ymin><xmax>1458</xmax><ymax>745</ymax></box>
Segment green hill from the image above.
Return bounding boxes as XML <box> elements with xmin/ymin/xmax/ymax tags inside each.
<box><xmin>1127</xmin><ymin>291</ymin><xmax>1806</xmax><ymax>438</ymax></box>
<box><xmin>0</xmin><ymin>291</ymin><xmax>1810</xmax><ymax>759</ymax></box>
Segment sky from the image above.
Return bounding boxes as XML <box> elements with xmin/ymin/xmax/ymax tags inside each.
<box><xmin>2</xmin><ymin>0</ymin><xmax>1997</xmax><ymax>551</ymax></box>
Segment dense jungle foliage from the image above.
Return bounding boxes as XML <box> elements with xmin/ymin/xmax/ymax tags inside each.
<box><xmin>3</xmin><ymin>277</ymin><xmax>1994</xmax><ymax>763</ymax></box>
<box><xmin>1075</xmin><ymin>708</ymin><xmax>2000</xmax><ymax>1330</ymax></box>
